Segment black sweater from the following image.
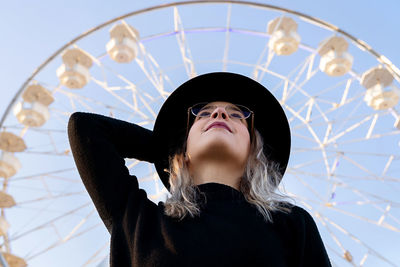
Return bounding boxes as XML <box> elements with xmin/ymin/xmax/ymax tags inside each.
<box><xmin>67</xmin><ymin>112</ymin><xmax>332</xmax><ymax>267</ymax></box>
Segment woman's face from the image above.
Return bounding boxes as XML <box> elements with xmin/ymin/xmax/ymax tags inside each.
<box><xmin>186</xmin><ymin>101</ymin><xmax>251</xmax><ymax>167</ymax></box>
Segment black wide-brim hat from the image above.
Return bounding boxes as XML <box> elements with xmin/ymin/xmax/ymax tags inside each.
<box><xmin>153</xmin><ymin>72</ymin><xmax>291</xmax><ymax>190</ymax></box>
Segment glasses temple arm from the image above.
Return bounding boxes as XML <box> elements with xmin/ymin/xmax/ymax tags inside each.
<box><xmin>186</xmin><ymin>107</ymin><xmax>191</xmax><ymax>139</ymax></box>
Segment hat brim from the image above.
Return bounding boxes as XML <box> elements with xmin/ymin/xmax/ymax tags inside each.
<box><xmin>153</xmin><ymin>72</ymin><xmax>291</xmax><ymax>190</ymax></box>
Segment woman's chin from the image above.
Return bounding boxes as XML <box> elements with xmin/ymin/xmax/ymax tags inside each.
<box><xmin>188</xmin><ymin>138</ymin><xmax>248</xmax><ymax>164</ymax></box>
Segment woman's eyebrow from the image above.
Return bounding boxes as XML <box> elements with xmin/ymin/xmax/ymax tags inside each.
<box><xmin>228</xmin><ymin>105</ymin><xmax>242</xmax><ymax>111</ymax></box>
<box><xmin>202</xmin><ymin>104</ymin><xmax>242</xmax><ymax>112</ymax></box>
<box><xmin>202</xmin><ymin>104</ymin><xmax>216</xmax><ymax>109</ymax></box>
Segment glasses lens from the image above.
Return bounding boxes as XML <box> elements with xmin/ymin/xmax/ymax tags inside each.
<box><xmin>191</xmin><ymin>103</ymin><xmax>208</xmax><ymax>117</ymax></box>
<box><xmin>227</xmin><ymin>104</ymin><xmax>251</xmax><ymax>119</ymax></box>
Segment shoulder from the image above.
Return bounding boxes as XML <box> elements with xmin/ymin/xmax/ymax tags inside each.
<box><xmin>272</xmin><ymin>204</ymin><xmax>325</xmax><ymax>245</ymax></box>
<box><xmin>278</xmin><ymin>205</ymin><xmax>324</xmax><ymax>242</ymax></box>
<box><xmin>287</xmin><ymin>205</ymin><xmax>315</xmax><ymax>221</ymax></box>
<box><xmin>282</xmin><ymin>206</ymin><xmax>331</xmax><ymax>265</ymax></box>
<box><xmin>272</xmin><ymin>203</ymin><xmax>318</xmax><ymax>228</ymax></box>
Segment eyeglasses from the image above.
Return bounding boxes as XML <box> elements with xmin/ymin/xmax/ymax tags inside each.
<box><xmin>186</xmin><ymin>102</ymin><xmax>255</xmax><ymax>140</ymax></box>
<box><xmin>189</xmin><ymin>102</ymin><xmax>253</xmax><ymax>120</ymax></box>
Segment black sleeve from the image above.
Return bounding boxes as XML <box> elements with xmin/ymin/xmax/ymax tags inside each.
<box><xmin>67</xmin><ymin>112</ymin><xmax>155</xmax><ymax>232</ymax></box>
<box><xmin>294</xmin><ymin>207</ymin><xmax>332</xmax><ymax>267</ymax></box>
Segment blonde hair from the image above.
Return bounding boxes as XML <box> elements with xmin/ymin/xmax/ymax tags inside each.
<box><xmin>164</xmin><ymin>129</ymin><xmax>292</xmax><ymax>222</ymax></box>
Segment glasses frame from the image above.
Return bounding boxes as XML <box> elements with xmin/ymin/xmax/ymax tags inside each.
<box><xmin>189</xmin><ymin>102</ymin><xmax>253</xmax><ymax>120</ymax></box>
<box><xmin>186</xmin><ymin>102</ymin><xmax>255</xmax><ymax>141</ymax></box>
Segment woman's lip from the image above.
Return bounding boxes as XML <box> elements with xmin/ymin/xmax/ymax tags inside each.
<box><xmin>206</xmin><ymin>122</ymin><xmax>232</xmax><ymax>132</ymax></box>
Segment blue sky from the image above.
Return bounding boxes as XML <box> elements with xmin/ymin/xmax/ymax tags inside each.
<box><xmin>0</xmin><ymin>1</ymin><xmax>399</xmax><ymax>266</ymax></box>
<box><xmin>1</xmin><ymin>0</ymin><xmax>399</xmax><ymax>117</ymax></box>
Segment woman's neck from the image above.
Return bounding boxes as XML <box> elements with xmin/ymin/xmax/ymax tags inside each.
<box><xmin>189</xmin><ymin>160</ymin><xmax>244</xmax><ymax>190</ymax></box>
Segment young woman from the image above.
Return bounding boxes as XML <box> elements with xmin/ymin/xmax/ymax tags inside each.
<box><xmin>68</xmin><ymin>72</ymin><xmax>331</xmax><ymax>266</ymax></box>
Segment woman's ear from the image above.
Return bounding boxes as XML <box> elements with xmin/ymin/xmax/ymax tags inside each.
<box><xmin>184</xmin><ymin>152</ymin><xmax>190</xmax><ymax>162</ymax></box>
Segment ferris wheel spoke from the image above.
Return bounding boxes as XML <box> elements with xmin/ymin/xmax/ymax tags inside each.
<box><xmin>338</xmin><ymin>78</ymin><xmax>354</xmax><ymax>107</ymax></box>
<box><xmin>57</xmin><ymin>89</ymin><xmax>134</xmax><ymax>115</ymax></box>
<box><xmin>293</xmin><ymin>192</ymin><xmax>399</xmax><ymax>209</ymax></box>
<box><xmin>90</xmin><ymin>38</ymin><xmax>168</xmax><ymax>120</ymax></box>
<box><xmin>291</xmin><ymin>132</ymin><xmax>320</xmax><ymax>144</ymax></box>
<box><xmin>289</xmin><ymin>168</ymin><xmax>378</xmax><ymax>182</ymax></box>
<box><xmin>292</xmin><ymin>173</ymin><xmax>328</xmax><ymax>202</ymax></box>
<box><xmin>324</xmin><ymin>243</ymin><xmax>356</xmax><ymax>267</ymax></box>
<box><xmin>381</xmin><ymin>155</ymin><xmax>395</xmax><ymax>177</ymax></box>
<box><xmin>290</xmin><ymin>170</ymin><xmax>400</xmax><ymax>212</ymax></box>
<box><xmin>173</xmin><ymin>7</ymin><xmax>197</xmax><ymax>78</ymax></box>
<box><xmin>305</xmin><ymin>53</ymin><xmax>319</xmax><ymax>82</ymax></box>
<box><xmin>6</xmin><ymin>202</ymin><xmax>92</xmax><ymax>243</ymax></box>
<box><xmin>317</xmin><ymin>215</ymin><xmax>359</xmax><ymax>266</ymax></box>
<box><xmin>284</xmin><ymin>104</ymin><xmax>323</xmax><ymax>147</ymax></box>
<box><xmin>222</xmin><ymin>4</ymin><xmax>232</xmax><ymax>72</ymax></box>
<box><xmin>25</xmin><ymin>220</ymin><xmax>103</xmax><ymax>261</ymax></box>
<box><xmin>126</xmin><ymin>158</ymin><xmax>141</xmax><ymax>169</ymax></box>
<box><xmin>17</xmin><ymin>150</ymin><xmax>69</xmax><ymax>157</ymax></box>
<box><xmin>292</xmin><ymin>55</ymin><xmax>321</xmax><ymax>93</ymax></box>
<box><xmin>318</xmin><ymin>214</ymin><xmax>376</xmax><ymax>266</ymax></box>
<box><xmin>90</xmin><ymin>77</ymin><xmax>150</xmax><ymax>119</ymax></box>
<box><xmin>81</xmin><ymin>242</ymin><xmax>109</xmax><ymax>267</ymax></box>
<box><xmin>320</xmin><ymin>214</ymin><xmax>398</xmax><ymax>267</ymax></box>
<box><xmin>112</xmin><ymin>75</ymin><xmax>159</xmax><ymax>119</ymax></box>
<box><xmin>298</xmin><ymin>198</ymin><xmax>398</xmax><ymax>266</ymax></box>
<box><xmin>289</xmin><ymin>152</ymin><xmax>331</xmax><ymax>169</ymax></box>
<box><xmin>267</xmin><ymin>53</ymin><xmax>315</xmax><ymax>102</ymax></box>
<box><xmin>9</xmin><ymin>168</ymin><xmax>76</xmax><ymax>182</ymax></box>
<box><xmin>3</xmin><ymin>125</ymin><xmax>65</xmax><ymax>134</ymax></box>
<box><xmin>333</xmin><ymin>130</ymin><xmax>399</xmax><ymax>147</ymax></box>
<box><xmin>341</xmin><ymin>188</ymin><xmax>400</xmax><ymax>227</ymax></box>
<box><xmin>135</xmin><ymin>42</ymin><xmax>168</xmax><ymax>98</ymax></box>
<box><xmin>293</xmin><ymin>145</ymin><xmax>399</xmax><ymax>159</ymax></box>
<box><xmin>313</xmin><ymin>77</ymin><xmax>354</xmax><ymax>103</ymax></box>
<box><xmin>54</xmin><ymin>88</ymin><xmax>110</xmax><ymax>112</ymax></box>
<box><xmin>288</xmin><ymin>95</ymin><xmax>365</xmax><ymax>132</ymax></box>
<box><xmin>330</xmin><ymin>100</ymin><xmax>366</xmax><ymax>136</ymax></box>
<box><xmin>251</xmin><ymin>14</ymin><xmax>286</xmax><ymax>82</ymax></box>
<box><xmin>339</xmin><ymin>182</ymin><xmax>399</xmax><ymax>209</ymax></box>
<box><xmin>293</xmin><ymin>121</ymin><xmax>397</xmax><ymax>152</ymax></box>
<box><xmin>142</xmin><ymin>174</ymin><xmax>160</xmax><ymax>185</ymax></box>
<box><xmin>340</xmin><ymin>154</ymin><xmax>386</xmax><ymax>178</ymax></box>
<box><xmin>282</xmin><ymin>53</ymin><xmax>319</xmax><ymax>100</ymax></box>
<box><xmin>253</xmin><ymin>43</ymin><xmax>275</xmax><ymax>82</ymax></box>
<box><xmin>284</xmin><ymin>79</ymin><xmax>367</xmax><ymax>129</ymax></box>
<box><xmin>327</xmin><ymin>205</ymin><xmax>399</xmax><ymax>232</ymax></box>
<box><xmin>326</xmin><ymin>114</ymin><xmax>375</xmax><ymax>145</ymax></box>
<box><xmin>16</xmin><ymin>191</ymin><xmax>86</xmax><ymax>206</ymax></box>
<box><xmin>148</xmin><ymin>188</ymin><xmax>169</xmax><ymax>202</ymax></box>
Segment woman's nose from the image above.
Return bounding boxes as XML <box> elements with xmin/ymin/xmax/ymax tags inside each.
<box><xmin>210</xmin><ymin>107</ymin><xmax>228</xmax><ymax>119</ymax></box>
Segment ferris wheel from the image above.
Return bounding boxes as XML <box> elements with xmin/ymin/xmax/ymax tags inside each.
<box><xmin>0</xmin><ymin>1</ymin><xmax>399</xmax><ymax>266</ymax></box>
